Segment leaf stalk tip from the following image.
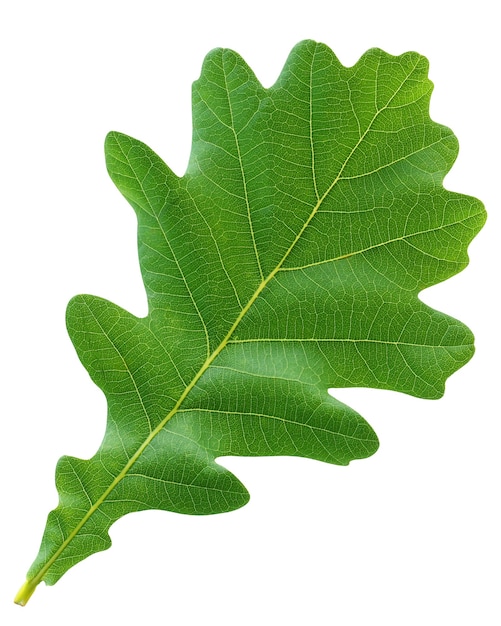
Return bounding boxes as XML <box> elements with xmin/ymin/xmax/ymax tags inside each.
<box><xmin>14</xmin><ymin>579</ymin><xmax>38</xmax><ymax>607</ymax></box>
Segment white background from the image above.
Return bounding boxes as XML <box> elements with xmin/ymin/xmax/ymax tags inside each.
<box><xmin>1</xmin><ymin>1</ymin><xmax>498</xmax><ymax>624</ymax></box>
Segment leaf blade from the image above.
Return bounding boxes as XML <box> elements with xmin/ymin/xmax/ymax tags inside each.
<box><xmin>17</xmin><ymin>40</ymin><xmax>485</xmax><ymax>603</ymax></box>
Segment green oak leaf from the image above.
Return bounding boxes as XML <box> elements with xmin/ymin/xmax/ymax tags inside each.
<box><xmin>16</xmin><ymin>40</ymin><xmax>485</xmax><ymax>605</ymax></box>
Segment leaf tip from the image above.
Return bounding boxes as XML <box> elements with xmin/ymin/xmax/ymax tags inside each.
<box><xmin>104</xmin><ymin>130</ymin><xmax>125</xmax><ymax>155</ymax></box>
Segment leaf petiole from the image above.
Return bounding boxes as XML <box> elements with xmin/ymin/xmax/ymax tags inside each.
<box><xmin>14</xmin><ymin>578</ymin><xmax>38</xmax><ymax>607</ymax></box>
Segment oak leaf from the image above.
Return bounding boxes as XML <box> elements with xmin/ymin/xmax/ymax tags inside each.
<box><xmin>15</xmin><ymin>40</ymin><xmax>485</xmax><ymax>605</ymax></box>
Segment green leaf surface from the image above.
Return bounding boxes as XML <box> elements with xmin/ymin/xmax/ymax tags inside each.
<box><xmin>16</xmin><ymin>40</ymin><xmax>485</xmax><ymax>605</ymax></box>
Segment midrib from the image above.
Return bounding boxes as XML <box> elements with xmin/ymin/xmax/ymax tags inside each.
<box><xmin>32</xmin><ymin>58</ymin><xmax>419</xmax><ymax>586</ymax></box>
